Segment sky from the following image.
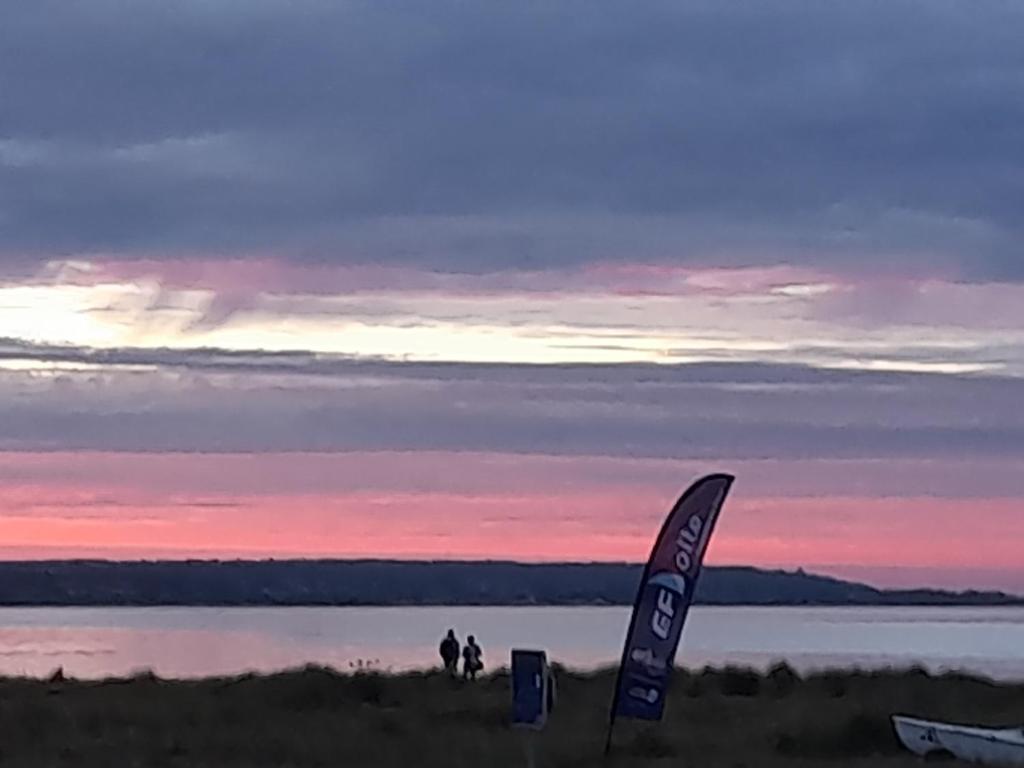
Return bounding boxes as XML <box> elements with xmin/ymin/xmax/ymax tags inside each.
<box><xmin>1</xmin><ymin>1</ymin><xmax>1023</xmax><ymax>591</ymax></box>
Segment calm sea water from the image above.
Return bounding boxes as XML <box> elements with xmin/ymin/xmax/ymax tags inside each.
<box><xmin>1</xmin><ymin>605</ymin><xmax>1023</xmax><ymax>681</ymax></box>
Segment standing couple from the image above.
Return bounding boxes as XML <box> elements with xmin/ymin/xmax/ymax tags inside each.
<box><xmin>439</xmin><ymin>629</ymin><xmax>484</xmax><ymax>680</ymax></box>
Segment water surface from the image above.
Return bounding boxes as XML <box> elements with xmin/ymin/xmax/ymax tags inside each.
<box><xmin>1</xmin><ymin>605</ymin><xmax>1022</xmax><ymax>680</ymax></box>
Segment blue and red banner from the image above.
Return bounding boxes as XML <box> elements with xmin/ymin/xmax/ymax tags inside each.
<box><xmin>608</xmin><ymin>473</ymin><xmax>734</xmax><ymax>733</ymax></box>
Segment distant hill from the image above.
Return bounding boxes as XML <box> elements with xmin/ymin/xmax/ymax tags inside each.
<box><xmin>0</xmin><ymin>560</ymin><xmax>1018</xmax><ymax>607</ymax></box>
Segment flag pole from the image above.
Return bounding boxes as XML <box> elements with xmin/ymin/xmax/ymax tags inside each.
<box><xmin>602</xmin><ymin>473</ymin><xmax>734</xmax><ymax>759</ymax></box>
<box><xmin>603</xmin><ymin>481</ymin><xmax>698</xmax><ymax>757</ymax></box>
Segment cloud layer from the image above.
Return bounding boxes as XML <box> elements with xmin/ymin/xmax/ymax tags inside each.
<box><xmin>3</xmin><ymin>343</ymin><xmax>1023</xmax><ymax>461</ymax></box>
<box><xmin>3</xmin><ymin>0</ymin><xmax>1023</xmax><ymax>277</ymax></box>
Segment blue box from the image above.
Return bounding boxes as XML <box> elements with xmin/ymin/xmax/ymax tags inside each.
<box><xmin>511</xmin><ymin>649</ymin><xmax>549</xmax><ymax>729</ymax></box>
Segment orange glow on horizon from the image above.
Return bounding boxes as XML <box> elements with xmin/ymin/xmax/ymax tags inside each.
<box><xmin>2</xmin><ymin>486</ymin><xmax>1022</xmax><ymax>569</ymax></box>
<box><xmin>2</xmin><ymin>451</ymin><xmax>1023</xmax><ymax>590</ymax></box>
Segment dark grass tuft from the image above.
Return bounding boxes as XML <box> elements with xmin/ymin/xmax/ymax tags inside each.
<box><xmin>776</xmin><ymin>710</ymin><xmax>901</xmax><ymax>758</ymax></box>
<box><xmin>715</xmin><ymin>666</ymin><xmax>763</xmax><ymax>697</ymax></box>
<box><xmin>628</xmin><ymin>727</ymin><xmax>678</xmax><ymax>758</ymax></box>
<box><xmin>766</xmin><ymin>662</ymin><xmax>801</xmax><ymax>697</ymax></box>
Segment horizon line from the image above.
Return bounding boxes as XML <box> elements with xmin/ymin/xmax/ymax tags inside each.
<box><xmin>0</xmin><ymin>557</ymin><xmax>1018</xmax><ymax>597</ymax></box>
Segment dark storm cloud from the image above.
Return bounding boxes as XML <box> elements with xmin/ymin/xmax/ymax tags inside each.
<box><xmin>1</xmin><ymin>0</ymin><xmax>1023</xmax><ymax>276</ymax></box>
<box><xmin>2</xmin><ymin>340</ymin><xmax>1023</xmax><ymax>459</ymax></box>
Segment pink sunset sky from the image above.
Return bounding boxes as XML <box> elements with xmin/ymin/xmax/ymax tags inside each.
<box><xmin>2</xmin><ymin>2</ymin><xmax>1024</xmax><ymax>592</ymax></box>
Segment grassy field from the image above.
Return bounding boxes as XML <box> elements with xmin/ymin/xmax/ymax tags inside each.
<box><xmin>2</xmin><ymin>664</ymin><xmax>1023</xmax><ymax>766</ymax></box>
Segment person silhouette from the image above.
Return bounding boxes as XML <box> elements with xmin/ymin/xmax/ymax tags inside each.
<box><xmin>439</xmin><ymin>629</ymin><xmax>460</xmax><ymax>676</ymax></box>
<box><xmin>462</xmin><ymin>635</ymin><xmax>483</xmax><ymax>680</ymax></box>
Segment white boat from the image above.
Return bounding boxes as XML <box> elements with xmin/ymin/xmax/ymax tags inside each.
<box><xmin>893</xmin><ymin>715</ymin><xmax>1024</xmax><ymax>765</ymax></box>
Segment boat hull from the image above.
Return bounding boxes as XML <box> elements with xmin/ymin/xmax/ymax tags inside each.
<box><xmin>893</xmin><ymin>715</ymin><xmax>1024</xmax><ymax>765</ymax></box>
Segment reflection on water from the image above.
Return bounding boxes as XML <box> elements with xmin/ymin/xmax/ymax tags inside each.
<box><xmin>0</xmin><ymin>606</ymin><xmax>1022</xmax><ymax>681</ymax></box>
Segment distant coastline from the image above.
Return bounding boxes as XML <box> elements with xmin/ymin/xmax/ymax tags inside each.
<box><xmin>0</xmin><ymin>560</ymin><xmax>1019</xmax><ymax>607</ymax></box>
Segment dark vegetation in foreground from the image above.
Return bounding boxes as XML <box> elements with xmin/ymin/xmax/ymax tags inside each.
<box><xmin>0</xmin><ymin>559</ymin><xmax>1019</xmax><ymax>606</ymax></box>
<box><xmin>6</xmin><ymin>665</ymin><xmax>1024</xmax><ymax>767</ymax></box>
